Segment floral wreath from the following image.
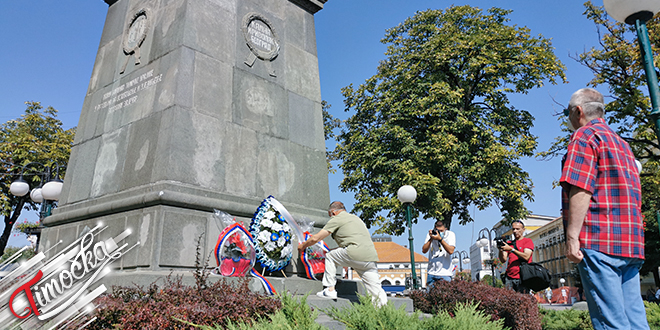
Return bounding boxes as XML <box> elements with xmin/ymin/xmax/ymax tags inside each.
<box><xmin>249</xmin><ymin>196</ymin><xmax>294</xmax><ymax>272</ymax></box>
<box><xmin>214</xmin><ymin>223</ymin><xmax>256</xmax><ymax>277</ymax></box>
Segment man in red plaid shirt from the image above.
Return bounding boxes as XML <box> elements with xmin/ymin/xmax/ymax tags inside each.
<box><xmin>560</xmin><ymin>88</ymin><xmax>648</xmax><ymax>330</ymax></box>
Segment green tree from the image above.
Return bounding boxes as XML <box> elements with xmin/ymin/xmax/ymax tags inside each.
<box><xmin>0</xmin><ymin>102</ymin><xmax>74</xmax><ymax>255</ymax></box>
<box><xmin>335</xmin><ymin>6</ymin><xmax>565</xmax><ymax>233</ymax></box>
<box><xmin>541</xmin><ymin>2</ymin><xmax>660</xmax><ymax>285</ymax></box>
<box><xmin>322</xmin><ymin>100</ymin><xmax>341</xmax><ymax>174</ymax></box>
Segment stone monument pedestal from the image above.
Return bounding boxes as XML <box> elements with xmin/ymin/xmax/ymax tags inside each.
<box><xmin>42</xmin><ymin>0</ymin><xmax>330</xmax><ymax>280</ymax></box>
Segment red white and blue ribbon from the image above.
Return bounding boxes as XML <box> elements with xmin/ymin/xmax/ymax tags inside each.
<box><xmin>301</xmin><ymin>232</ymin><xmax>330</xmax><ymax>280</ymax></box>
<box><xmin>250</xmin><ymin>269</ymin><xmax>277</xmax><ymax>295</ymax></box>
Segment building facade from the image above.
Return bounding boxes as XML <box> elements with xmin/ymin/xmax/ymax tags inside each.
<box><xmin>524</xmin><ymin>217</ymin><xmax>574</xmax><ymax>288</ymax></box>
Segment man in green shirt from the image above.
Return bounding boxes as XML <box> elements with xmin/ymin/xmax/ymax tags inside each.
<box><xmin>298</xmin><ymin>201</ymin><xmax>387</xmax><ymax>306</ymax></box>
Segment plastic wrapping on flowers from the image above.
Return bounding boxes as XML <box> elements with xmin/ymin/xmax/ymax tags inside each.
<box><xmin>249</xmin><ymin>196</ymin><xmax>294</xmax><ymax>272</ymax></box>
<box><xmin>213</xmin><ymin>210</ymin><xmax>256</xmax><ymax>277</ymax></box>
<box><xmin>297</xmin><ymin>216</ymin><xmax>329</xmax><ymax>280</ymax></box>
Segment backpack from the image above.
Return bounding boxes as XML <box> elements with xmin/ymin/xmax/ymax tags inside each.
<box><xmin>514</xmin><ymin>241</ymin><xmax>552</xmax><ymax>291</ymax></box>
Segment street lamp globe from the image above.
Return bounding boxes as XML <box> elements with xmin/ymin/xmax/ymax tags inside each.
<box><xmin>30</xmin><ymin>188</ymin><xmax>44</xmax><ymax>203</ymax></box>
<box><xmin>560</xmin><ymin>278</ymin><xmax>566</xmax><ymax>285</ymax></box>
<box><xmin>397</xmin><ymin>185</ymin><xmax>417</xmax><ymax>204</ymax></box>
<box><xmin>477</xmin><ymin>237</ymin><xmax>490</xmax><ymax>248</ymax></box>
<box><xmin>10</xmin><ymin>178</ymin><xmax>30</xmax><ymax>197</ymax></box>
<box><xmin>636</xmin><ymin>159</ymin><xmax>643</xmax><ymax>173</ymax></box>
<box><xmin>452</xmin><ymin>257</ymin><xmax>459</xmax><ymax>264</ymax></box>
<box><xmin>42</xmin><ymin>179</ymin><xmax>63</xmax><ymax>201</ymax></box>
<box><xmin>603</xmin><ymin>0</ymin><xmax>660</xmax><ymax>24</ymax></box>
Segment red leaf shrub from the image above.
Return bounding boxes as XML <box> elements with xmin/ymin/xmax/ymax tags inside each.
<box><xmin>410</xmin><ymin>279</ymin><xmax>541</xmax><ymax>330</ymax></box>
<box><xmin>74</xmin><ymin>275</ymin><xmax>281</xmax><ymax>329</ymax></box>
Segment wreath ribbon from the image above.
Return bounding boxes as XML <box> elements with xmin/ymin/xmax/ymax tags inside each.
<box><xmin>301</xmin><ymin>231</ymin><xmax>330</xmax><ymax>280</ymax></box>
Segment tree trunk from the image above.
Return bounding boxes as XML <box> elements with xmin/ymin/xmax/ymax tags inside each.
<box><xmin>653</xmin><ymin>266</ymin><xmax>660</xmax><ymax>288</ymax></box>
<box><xmin>0</xmin><ymin>198</ymin><xmax>25</xmax><ymax>256</ymax></box>
<box><xmin>443</xmin><ymin>213</ymin><xmax>453</xmax><ymax>230</ymax></box>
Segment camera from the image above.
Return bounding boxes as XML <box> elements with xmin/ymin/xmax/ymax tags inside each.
<box><xmin>495</xmin><ymin>236</ymin><xmax>512</xmax><ymax>248</ymax></box>
<box><xmin>431</xmin><ymin>229</ymin><xmax>439</xmax><ymax>236</ymax></box>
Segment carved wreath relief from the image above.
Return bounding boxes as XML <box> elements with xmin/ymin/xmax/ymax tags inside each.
<box><xmin>121</xmin><ymin>9</ymin><xmax>149</xmax><ymax>74</ymax></box>
<box><xmin>242</xmin><ymin>13</ymin><xmax>280</xmax><ymax>77</ymax></box>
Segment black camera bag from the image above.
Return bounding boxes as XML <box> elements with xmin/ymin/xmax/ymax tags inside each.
<box><xmin>514</xmin><ymin>241</ymin><xmax>551</xmax><ymax>291</ymax></box>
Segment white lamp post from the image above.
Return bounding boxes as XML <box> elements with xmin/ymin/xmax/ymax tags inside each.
<box><xmin>397</xmin><ymin>185</ymin><xmax>418</xmax><ymax>289</ymax></box>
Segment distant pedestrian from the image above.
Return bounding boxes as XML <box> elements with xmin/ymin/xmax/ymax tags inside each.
<box><xmin>577</xmin><ymin>286</ymin><xmax>584</xmax><ymax>301</ymax></box>
<box><xmin>561</xmin><ymin>88</ymin><xmax>649</xmax><ymax>329</ymax></box>
<box><xmin>545</xmin><ymin>287</ymin><xmax>553</xmax><ymax>305</ymax></box>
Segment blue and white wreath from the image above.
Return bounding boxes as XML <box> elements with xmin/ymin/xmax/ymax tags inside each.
<box><xmin>249</xmin><ymin>196</ymin><xmax>294</xmax><ymax>272</ymax></box>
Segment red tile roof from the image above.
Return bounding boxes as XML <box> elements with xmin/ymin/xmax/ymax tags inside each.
<box><xmin>374</xmin><ymin>242</ymin><xmax>428</xmax><ymax>263</ymax></box>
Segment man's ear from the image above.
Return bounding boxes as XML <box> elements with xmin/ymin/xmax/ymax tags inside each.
<box><xmin>576</xmin><ymin>105</ymin><xmax>586</xmax><ymax>121</ymax></box>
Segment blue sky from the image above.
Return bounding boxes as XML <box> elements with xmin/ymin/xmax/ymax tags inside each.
<box><xmin>0</xmin><ymin>1</ymin><xmax>614</xmax><ymax>264</ymax></box>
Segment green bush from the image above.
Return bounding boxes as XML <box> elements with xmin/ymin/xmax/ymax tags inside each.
<box><xmin>326</xmin><ymin>295</ymin><xmax>425</xmax><ymax>330</ymax></box>
<box><xmin>539</xmin><ymin>301</ymin><xmax>660</xmax><ymax>329</ymax></box>
<box><xmin>539</xmin><ymin>308</ymin><xmax>592</xmax><ymax>330</ymax></box>
<box><xmin>325</xmin><ymin>294</ymin><xmax>506</xmax><ymax>330</ymax></box>
<box><xmin>425</xmin><ymin>302</ymin><xmax>507</xmax><ymax>330</ymax></box>
<box><xmin>0</xmin><ymin>246</ymin><xmax>36</xmax><ymax>264</ymax></box>
<box><xmin>644</xmin><ymin>301</ymin><xmax>660</xmax><ymax>329</ymax></box>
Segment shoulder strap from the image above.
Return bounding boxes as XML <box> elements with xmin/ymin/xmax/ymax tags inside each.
<box><xmin>513</xmin><ymin>240</ymin><xmax>529</xmax><ymax>264</ymax></box>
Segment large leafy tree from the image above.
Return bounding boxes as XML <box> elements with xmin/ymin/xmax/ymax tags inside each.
<box><xmin>0</xmin><ymin>102</ymin><xmax>74</xmax><ymax>255</ymax></box>
<box><xmin>542</xmin><ymin>2</ymin><xmax>660</xmax><ymax>285</ymax></box>
<box><xmin>322</xmin><ymin>101</ymin><xmax>341</xmax><ymax>174</ymax></box>
<box><xmin>335</xmin><ymin>6</ymin><xmax>566</xmax><ymax>234</ymax></box>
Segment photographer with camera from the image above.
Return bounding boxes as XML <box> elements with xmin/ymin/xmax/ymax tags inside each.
<box><xmin>422</xmin><ymin>220</ymin><xmax>455</xmax><ymax>289</ymax></box>
<box><xmin>497</xmin><ymin>220</ymin><xmax>533</xmax><ymax>293</ymax></box>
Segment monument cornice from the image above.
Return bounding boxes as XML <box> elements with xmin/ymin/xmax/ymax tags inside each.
<box><xmin>288</xmin><ymin>0</ymin><xmax>328</xmax><ymax>14</ymax></box>
<box><xmin>44</xmin><ymin>181</ymin><xmax>329</xmax><ymax>227</ymax></box>
<box><xmin>103</xmin><ymin>0</ymin><xmax>329</xmax><ymax>12</ymax></box>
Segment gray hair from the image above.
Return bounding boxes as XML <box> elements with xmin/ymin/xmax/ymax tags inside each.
<box><xmin>328</xmin><ymin>201</ymin><xmax>346</xmax><ymax>212</ymax></box>
<box><xmin>569</xmin><ymin>88</ymin><xmax>605</xmax><ymax>120</ymax></box>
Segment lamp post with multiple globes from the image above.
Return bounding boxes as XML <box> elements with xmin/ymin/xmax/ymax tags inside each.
<box><xmin>476</xmin><ymin>228</ymin><xmax>498</xmax><ymax>287</ymax></box>
<box><xmin>3</xmin><ymin>161</ymin><xmax>65</xmax><ymax>251</ymax></box>
<box><xmin>9</xmin><ymin>162</ymin><xmax>65</xmax><ymax>218</ymax></box>
<box><xmin>451</xmin><ymin>250</ymin><xmax>470</xmax><ymax>273</ymax></box>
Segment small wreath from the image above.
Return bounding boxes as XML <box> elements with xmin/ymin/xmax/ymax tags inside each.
<box><xmin>249</xmin><ymin>196</ymin><xmax>293</xmax><ymax>272</ymax></box>
<box><xmin>214</xmin><ymin>223</ymin><xmax>256</xmax><ymax>277</ymax></box>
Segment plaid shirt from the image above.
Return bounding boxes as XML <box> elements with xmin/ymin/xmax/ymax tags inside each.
<box><xmin>560</xmin><ymin>118</ymin><xmax>644</xmax><ymax>259</ymax></box>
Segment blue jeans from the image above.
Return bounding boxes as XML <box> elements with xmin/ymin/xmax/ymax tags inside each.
<box><xmin>426</xmin><ymin>274</ymin><xmax>451</xmax><ymax>290</ymax></box>
<box><xmin>578</xmin><ymin>248</ymin><xmax>649</xmax><ymax>330</ymax></box>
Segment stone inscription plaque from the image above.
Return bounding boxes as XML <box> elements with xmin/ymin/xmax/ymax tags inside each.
<box><xmin>121</xmin><ymin>9</ymin><xmax>149</xmax><ymax>74</ymax></box>
<box><xmin>94</xmin><ymin>69</ymin><xmax>162</xmax><ymax>112</ymax></box>
<box><xmin>242</xmin><ymin>13</ymin><xmax>280</xmax><ymax>77</ymax></box>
